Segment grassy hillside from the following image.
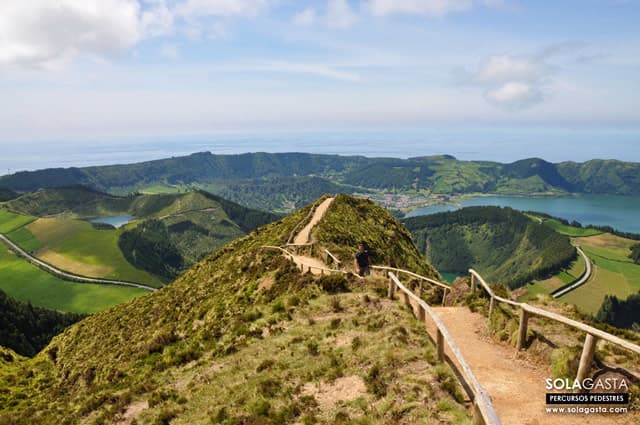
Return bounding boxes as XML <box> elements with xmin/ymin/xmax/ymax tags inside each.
<box><xmin>0</xmin><ymin>195</ymin><xmax>469</xmax><ymax>425</ymax></box>
<box><xmin>1</xmin><ymin>153</ymin><xmax>640</xmax><ymax>213</ymax></box>
<box><xmin>404</xmin><ymin>206</ymin><xmax>576</xmax><ymax>289</ymax></box>
<box><xmin>314</xmin><ymin>195</ymin><xmax>439</xmax><ymax>278</ymax></box>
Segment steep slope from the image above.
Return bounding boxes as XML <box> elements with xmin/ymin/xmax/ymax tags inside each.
<box><xmin>404</xmin><ymin>206</ymin><xmax>576</xmax><ymax>288</ymax></box>
<box><xmin>0</xmin><ymin>195</ymin><xmax>464</xmax><ymax>425</ymax></box>
<box><xmin>314</xmin><ymin>195</ymin><xmax>439</xmax><ymax>278</ymax></box>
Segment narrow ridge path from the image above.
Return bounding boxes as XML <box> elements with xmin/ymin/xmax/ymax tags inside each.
<box><xmin>292</xmin><ymin>197</ymin><xmax>334</xmax><ymax>245</ymax></box>
<box><xmin>428</xmin><ymin>306</ymin><xmax>630</xmax><ymax>425</ymax></box>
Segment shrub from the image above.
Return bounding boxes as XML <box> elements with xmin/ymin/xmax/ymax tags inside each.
<box><xmin>317</xmin><ymin>274</ymin><xmax>349</xmax><ymax>293</ymax></box>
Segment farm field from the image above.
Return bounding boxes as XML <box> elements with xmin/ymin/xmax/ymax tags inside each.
<box><xmin>0</xmin><ymin>247</ymin><xmax>148</xmax><ymax>313</ymax></box>
<box><xmin>524</xmin><ymin>228</ymin><xmax>640</xmax><ymax>315</ymax></box>
<box><xmin>20</xmin><ymin>217</ymin><xmax>163</xmax><ymax>287</ymax></box>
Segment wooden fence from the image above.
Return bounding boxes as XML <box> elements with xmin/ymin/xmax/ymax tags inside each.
<box><xmin>469</xmin><ymin>269</ymin><xmax>640</xmax><ymax>383</ymax></box>
<box><xmin>388</xmin><ymin>272</ymin><xmax>501</xmax><ymax>425</ymax></box>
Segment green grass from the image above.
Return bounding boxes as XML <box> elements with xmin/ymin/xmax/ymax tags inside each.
<box><xmin>0</xmin><ymin>248</ymin><xmax>148</xmax><ymax>314</ymax></box>
<box><xmin>24</xmin><ymin>218</ymin><xmax>163</xmax><ymax>287</ymax></box>
<box><xmin>0</xmin><ymin>209</ymin><xmax>36</xmax><ymax>233</ymax></box>
<box><xmin>542</xmin><ymin>218</ymin><xmax>602</xmax><ymax>237</ymax></box>
<box><xmin>6</xmin><ymin>227</ymin><xmax>42</xmax><ymax>252</ymax></box>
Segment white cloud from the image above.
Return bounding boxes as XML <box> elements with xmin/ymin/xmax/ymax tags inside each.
<box><xmin>0</xmin><ymin>0</ymin><xmax>141</xmax><ymax>68</ymax></box>
<box><xmin>0</xmin><ymin>0</ymin><xmax>274</xmax><ymax>69</ymax></box>
<box><xmin>484</xmin><ymin>82</ymin><xmax>543</xmax><ymax>110</ymax></box>
<box><xmin>367</xmin><ymin>0</ymin><xmax>504</xmax><ymax>17</ymax></box>
<box><xmin>460</xmin><ymin>52</ymin><xmax>558</xmax><ymax>111</ymax></box>
<box><xmin>293</xmin><ymin>7</ymin><xmax>317</xmax><ymax>26</ymax></box>
<box><xmin>327</xmin><ymin>0</ymin><xmax>357</xmax><ymax>29</ymax></box>
<box><xmin>474</xmin><ymin>55</ymin><xmax>549</xmax><ymax>84</ymax></box>
<box><xmin>141</xmin><ymin>0</ymin><xmax>175</xmax><ymax>37</ymax></box>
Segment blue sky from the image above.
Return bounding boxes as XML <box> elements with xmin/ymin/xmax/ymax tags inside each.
<box><xmin>0</xmin><ymin>0</ymin><xmax>639</xmax><ymax>143</ymax></box>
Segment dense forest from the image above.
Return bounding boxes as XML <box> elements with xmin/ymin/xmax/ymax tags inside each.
<box><xmin>0</xmin><ymin>188</ymin><xmax>17</xmax><ymax>201</ymax></box>
<box><xmin>404</xmin><ymin>206</ymin><xmax>576</xmax><ymax>288</ymax></box>
<box><xmin>0</xmin><ymin>289</ymin><xmax>84</xmax><ymax>357</ymax></box>
<box><xmin>118</xmin><ymin>219</ymin><xmax>185</xmax><ymax>280</ymax></box>
<box><xmin>2</xmin><ymin>153</ymin><xmax>640</xmax><ymax>213</ymax></box>
<box><xmin>596</xmin><ymin>293</ymin><xmax>640</xmax><ymax>330</ymax></box>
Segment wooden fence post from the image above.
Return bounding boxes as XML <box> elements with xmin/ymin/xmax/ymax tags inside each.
<box><xmin>488</xmin><ymin>297</ymin><xmax>495</xmax><ymax>318</ymax></box>
<box><xmin>437</xmin><ymin>329</ymin><xmax>445</xmax><ymax>361</ymax></box>
<box><xmin>576</xmin><ymin>334</ymin><xmax>598</xmax><ymax>383</ymax></box>
<box><xmin>418</xmin><ymin>304</ymin><xmax>426</xmax><ymax>323</ymax></box>
<box><xmin>517</xmin><ymin>309</ymin><xmax>529</xmax><ymax>350</ymax></box>
<box><xmin>471</xmin><ymin>274</ymin><xmax>476</xmax><ymax>293</ymax></box>
<box><xmin>388</xmin><ymin>280</ymin><xmax>395</xmax><ymax>299</ymax></box>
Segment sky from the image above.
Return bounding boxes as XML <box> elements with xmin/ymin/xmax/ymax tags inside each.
<box><xmin>0</xmin><ymin>0</ymin><xmax>639</xmax><ymax>144</ymax></box>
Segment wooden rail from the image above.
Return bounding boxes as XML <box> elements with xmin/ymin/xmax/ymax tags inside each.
<box><xmin>323</xmin><ymin>248</ymin><xmax>342</xmax><ymax>269</ymax></box>
<box><xmin>469</xmin><ymin>269</ymin><xmax>640</xmax><ymax>382</ymax></box>
<box><xmin>260</xmin><ymin>246</ymin><xmax>346</xmax><ymax>276</ymax></box>
<box><xmin>388</xmin><ymin>272</ymin><xmax>501</xmax><ymax>425</ymax></box>
<box><xmin>372</xmin><ymin>265</ymin><xmax>450</xmax><ymax>305</ymax></box>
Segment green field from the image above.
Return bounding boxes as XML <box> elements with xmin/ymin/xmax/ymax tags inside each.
<box><xmin>19</xmin><ymin>218</ymin><xmax>162</xmax><ymax>287</ymax></box>
<box><xmin>0</xmin><ymin>210</ymin><xmax>36</xmax><ymax>233</ymax></box>
<box><xmin>0</xmin><ymin>248</ymin><xmax>148</xmax><ymax>313</ymax></box>
<box><xmin>541</xmin><ymin>218</ymin><xmax>602</xmax><ymax>237</ymax></box>
<box><xmin>527</xmin><ymin>233</ymin><xmax>640</xmax><ymax>315</ymax></box>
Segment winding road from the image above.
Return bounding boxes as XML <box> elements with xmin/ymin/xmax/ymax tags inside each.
<box><xmin>551</xmin><ymin>246</ymin><xmax>592</xmax><ymax>298</ymax></box>
<box><xmin>0</xmin><ymin>234</ymin><xmax>157</xmax><ymax>292</ymax></box>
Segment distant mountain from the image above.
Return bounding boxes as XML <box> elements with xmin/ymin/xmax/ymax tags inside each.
<box><xmin>404</xmin><ymin>206</ymin><xmax>576</xmax><ymax>289</ymax></box>
<box><xmin>1</xmin><ymin>152</ymin><xmax>639</xmax><ymax>213</ymax></box>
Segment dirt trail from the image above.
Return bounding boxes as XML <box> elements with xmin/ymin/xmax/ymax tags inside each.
<box><xmin>427</xmin><ymin>306</ymin><xmax>635</xmax><ymax>425</ymax></box>
<box><xmin>293</xmin><ymin>197</ymin><xmax>334</xmax><ymax>245</ymax></box>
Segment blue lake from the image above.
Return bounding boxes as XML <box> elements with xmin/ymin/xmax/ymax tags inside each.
<box><xmin>88</xmin><ymin>216</ymin><xmax>134</xmax><ymax>228</ymax></box>
<box><xmin>405</xmin><ymin>195</ymin><xmax>640</xmax><ymax>234</ymax></box>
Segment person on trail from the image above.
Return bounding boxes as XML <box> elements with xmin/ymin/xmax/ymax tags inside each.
<box><xmin>355</xmin><ymin>242</ymin><xmax>370</xmax><ymax>277</ymax></box>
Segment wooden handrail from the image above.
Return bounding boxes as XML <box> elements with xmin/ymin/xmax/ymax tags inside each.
<box><xmin>468</xmin><ymin>269</ymin><xmax>640</xmax><ymax>355</ymax></box>
<box><xmin>469</xmin><ymin>268</ymin><xmax>640</xmax><ymax>384</ymax></box>
<box><xmin>372</xmin><ymin>265</ymin><xmax>450</xmax><ymax>291</ymax></box>
<box><xmin>324</xmin><ymin>248</ymin><xmax>342</xmax><ymax>266</ymax></box>
<box><xmin>388</xmin><ymin>272</ymin><xmax>501</xmax><ymax>425</ymax></box>
<box><xmin>260</xmin><ymin>246</ymin><xmax>346</xmax><ymax>275</ymax></box>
